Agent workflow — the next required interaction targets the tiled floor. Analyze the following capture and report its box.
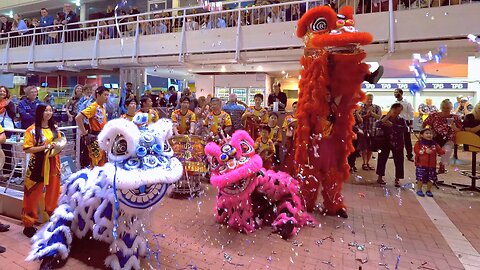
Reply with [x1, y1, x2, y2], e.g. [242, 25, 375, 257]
[0, 149, 479, 270]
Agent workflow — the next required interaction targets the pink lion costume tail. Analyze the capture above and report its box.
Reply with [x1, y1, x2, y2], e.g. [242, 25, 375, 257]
[205, 130, 314, 239]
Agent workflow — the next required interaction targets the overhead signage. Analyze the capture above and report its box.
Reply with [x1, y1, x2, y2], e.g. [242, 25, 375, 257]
[361, 83, 468, 90]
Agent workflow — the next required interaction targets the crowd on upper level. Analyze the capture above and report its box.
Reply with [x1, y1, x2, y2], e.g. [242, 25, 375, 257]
[0, 0, 469, 47]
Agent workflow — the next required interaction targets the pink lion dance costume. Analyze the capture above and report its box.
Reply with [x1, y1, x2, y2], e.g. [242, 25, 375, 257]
[205, 130, 314, 239]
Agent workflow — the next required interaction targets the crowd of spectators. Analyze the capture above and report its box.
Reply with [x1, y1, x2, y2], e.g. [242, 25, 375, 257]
[1, 0, 463, 47]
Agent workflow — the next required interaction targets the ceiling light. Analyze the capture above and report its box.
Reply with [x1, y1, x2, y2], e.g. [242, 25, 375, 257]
[281, 70, 286, 74]
[257, 66, 264, 72]
[188, 69, 192, 72]
[221, 65, 226, 72]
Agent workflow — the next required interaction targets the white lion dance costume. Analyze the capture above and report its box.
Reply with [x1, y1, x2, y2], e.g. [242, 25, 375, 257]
[27, 118, 183, 270]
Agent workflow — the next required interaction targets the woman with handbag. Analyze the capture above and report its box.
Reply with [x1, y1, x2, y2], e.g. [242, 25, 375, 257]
[422, 99, 462, 174]
[22, 104, 63, 238]
[0, 86, 17, 177]
[375, 103, 408, 187]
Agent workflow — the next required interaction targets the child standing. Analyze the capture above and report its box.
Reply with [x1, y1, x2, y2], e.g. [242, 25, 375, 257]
[267, 112, 283, 168]
[242, 93, 268, 140]
[414, 128, 445, 197]
[255, 126, 275, 170]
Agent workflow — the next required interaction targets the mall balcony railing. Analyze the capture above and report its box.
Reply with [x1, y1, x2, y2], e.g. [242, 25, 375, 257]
[0, 0, 477, 69]
[0, 126, 80, 193]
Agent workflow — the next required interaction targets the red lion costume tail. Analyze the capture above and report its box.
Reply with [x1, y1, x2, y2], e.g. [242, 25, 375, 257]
[294, 6, 371, 216]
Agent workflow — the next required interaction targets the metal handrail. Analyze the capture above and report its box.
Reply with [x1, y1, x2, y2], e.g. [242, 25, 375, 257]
[0, 0, 474, 44]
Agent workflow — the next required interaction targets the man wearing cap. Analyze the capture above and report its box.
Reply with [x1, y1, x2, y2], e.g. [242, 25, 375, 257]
[454, 96, 473, 117]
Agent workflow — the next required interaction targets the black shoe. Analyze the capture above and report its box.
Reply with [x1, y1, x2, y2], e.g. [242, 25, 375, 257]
[365, 65, 384, 84]
[23, 227, 37, 238]
[336, 208, 348, 218]
[276, 220, 295, 240]
[0, 245, 5, 253]
[40, 256, 55, 270]
[0, 223, 10, 232]
[407, 157, 414, 162]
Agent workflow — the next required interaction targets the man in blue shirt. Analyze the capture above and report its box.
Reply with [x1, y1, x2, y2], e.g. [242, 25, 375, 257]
[18, 86, 41, 129]
[223, 93, 247, 133]
[39, 8, 54, 28]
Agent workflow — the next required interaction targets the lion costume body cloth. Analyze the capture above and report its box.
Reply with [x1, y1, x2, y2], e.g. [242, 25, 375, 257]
[294, 6, 372, 214]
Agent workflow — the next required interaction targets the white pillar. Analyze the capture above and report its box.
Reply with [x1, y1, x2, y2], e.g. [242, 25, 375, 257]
[468, 56, 480, 104]
[119, 67, 146, 97]
[79, 3, 87, 22]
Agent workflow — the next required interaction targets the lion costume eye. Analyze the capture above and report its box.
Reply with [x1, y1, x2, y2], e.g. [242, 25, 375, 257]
[311, 17, 328, 32]
[112, 135, 128, 156]
[239, 141, 253, 155]
[208, 155, 220, 169]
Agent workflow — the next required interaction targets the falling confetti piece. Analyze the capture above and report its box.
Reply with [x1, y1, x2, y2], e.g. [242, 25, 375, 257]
[321, 260, 334, 267]
[358, 192, 366, 198]
[395, 234, 403, 241]
[289, 257, 294, 263]
[292, 240, 303, 247]
[356, 258, 368, 264]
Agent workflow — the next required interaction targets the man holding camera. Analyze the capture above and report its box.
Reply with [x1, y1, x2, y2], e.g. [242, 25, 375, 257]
[453, 95, 473, 117]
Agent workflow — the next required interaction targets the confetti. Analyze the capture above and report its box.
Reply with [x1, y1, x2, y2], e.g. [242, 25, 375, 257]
[356, 258, 368, 264]
[321, 260, 334, 267]
[292, 240, 303, 247]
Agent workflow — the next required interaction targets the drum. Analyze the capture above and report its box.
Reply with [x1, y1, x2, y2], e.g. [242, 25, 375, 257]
[169, 135, 207, 174]
[169, 135, 207, 197]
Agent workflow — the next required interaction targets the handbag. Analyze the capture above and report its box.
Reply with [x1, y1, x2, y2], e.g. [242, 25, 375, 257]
[371, 126, 387, 152]
[0, 111, 15, 129]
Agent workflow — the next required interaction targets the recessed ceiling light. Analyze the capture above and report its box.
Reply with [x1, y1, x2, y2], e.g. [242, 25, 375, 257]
[188, 69, 192, 72]
[281, 70, 286, 74]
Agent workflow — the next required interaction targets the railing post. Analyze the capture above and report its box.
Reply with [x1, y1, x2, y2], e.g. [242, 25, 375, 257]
[132, 16, 140, 62]
[61, 25, 66, 66]
[235, 5, 242, 61]
[91, 22, 100, 67]
[75, 126, 81, 171]
[27, 32, 36, 69]
[178, 15, 186, 63]
[1, 34, 10, 71]
[388, 0, 395, 53]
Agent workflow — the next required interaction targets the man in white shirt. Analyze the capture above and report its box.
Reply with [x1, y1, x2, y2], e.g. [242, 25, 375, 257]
[394, 88, 414, 161]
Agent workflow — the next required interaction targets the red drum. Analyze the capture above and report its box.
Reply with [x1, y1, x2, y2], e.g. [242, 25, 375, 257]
[169, 135, 207, 174]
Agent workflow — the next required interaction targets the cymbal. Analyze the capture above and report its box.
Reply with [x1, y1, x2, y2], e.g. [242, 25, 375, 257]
[47, 137, 67, 157]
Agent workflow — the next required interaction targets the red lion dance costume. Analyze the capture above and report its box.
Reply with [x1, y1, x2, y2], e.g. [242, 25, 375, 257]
[294, 6, 373, 217]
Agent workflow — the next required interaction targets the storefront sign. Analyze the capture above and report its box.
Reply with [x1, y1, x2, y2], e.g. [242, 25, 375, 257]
[362, 83, 468, 90]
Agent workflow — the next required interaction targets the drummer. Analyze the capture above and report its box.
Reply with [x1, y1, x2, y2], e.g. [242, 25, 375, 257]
[22, 104, 63, 238]
[242, 93, 268, 140]
[75, 86, 109, 168]
[120, 98, 137, 121]
[172, 96, 196, 135]
[136, 95, 159, 125]
[205, 97, 232, 138]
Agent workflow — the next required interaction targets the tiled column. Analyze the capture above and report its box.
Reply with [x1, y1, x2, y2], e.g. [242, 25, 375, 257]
[119, 67, 146, 97]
